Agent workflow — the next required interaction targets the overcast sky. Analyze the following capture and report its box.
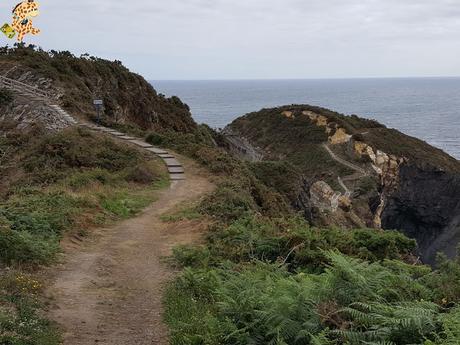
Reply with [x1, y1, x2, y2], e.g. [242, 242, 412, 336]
[1, 0, 460, 79]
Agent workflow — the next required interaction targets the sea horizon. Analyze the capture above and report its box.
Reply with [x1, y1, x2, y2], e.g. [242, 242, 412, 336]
[151, 76, 460, 82]
[152, 78, 460, 160]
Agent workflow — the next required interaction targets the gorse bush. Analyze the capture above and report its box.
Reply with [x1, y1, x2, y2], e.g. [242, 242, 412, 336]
[0, 215, 59, 265]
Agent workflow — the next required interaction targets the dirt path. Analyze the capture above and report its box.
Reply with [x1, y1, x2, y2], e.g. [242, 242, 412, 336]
[323, 143, 369, 197]
[46, 161, 213, 345]
[323, 143, 366, 174]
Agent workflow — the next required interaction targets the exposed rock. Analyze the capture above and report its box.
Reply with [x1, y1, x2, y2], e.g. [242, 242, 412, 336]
[338, 195, 352, 211]
[226, 104, 460, 264]
[329, 128, 352, 145]
[282, 110, 294, 118]
[221, 127, 264, 161]
[310, 181, 338, 211]
[382, 164, 460, 264]
[0, 93, 73, 132]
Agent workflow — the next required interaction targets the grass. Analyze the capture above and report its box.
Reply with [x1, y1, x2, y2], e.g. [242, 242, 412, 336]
[0, 270, 61, 345]
[0, 127, 169, 265]
[160, 203, 202, 223]
[100, 190, 157, 219]
[0, 126, 170, 344]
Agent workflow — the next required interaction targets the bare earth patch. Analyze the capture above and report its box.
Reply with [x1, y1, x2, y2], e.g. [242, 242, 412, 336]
[45, 159, 213, 345]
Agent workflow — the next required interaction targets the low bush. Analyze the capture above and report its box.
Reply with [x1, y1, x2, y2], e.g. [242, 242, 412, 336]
[165, 252, 458, 345]
[21, 127, 141, 185]
[65, 168, 114, 190]
[199, 181, 256, 223]
[0, 227, 59, 265]
[122, 162, 159, 184]
[198, 215, 417, 271]
[0, 127, 168, 265]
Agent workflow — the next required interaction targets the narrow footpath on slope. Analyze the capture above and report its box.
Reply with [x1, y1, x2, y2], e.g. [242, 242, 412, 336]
[45, 124, 214, 345]
[322, 143, 368, 197]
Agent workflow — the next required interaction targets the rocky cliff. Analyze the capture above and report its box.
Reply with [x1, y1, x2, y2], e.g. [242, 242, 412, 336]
[0, 46, 196, 132]
[225, 105, 460, 264]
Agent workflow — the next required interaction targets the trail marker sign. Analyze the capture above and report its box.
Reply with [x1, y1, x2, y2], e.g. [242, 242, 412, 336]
[93, 100, 104, 125]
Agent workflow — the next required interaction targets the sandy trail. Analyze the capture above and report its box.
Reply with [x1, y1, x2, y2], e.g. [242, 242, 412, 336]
[46, 162, 213, 345]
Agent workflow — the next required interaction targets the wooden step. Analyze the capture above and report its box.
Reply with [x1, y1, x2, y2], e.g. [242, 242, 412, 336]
[168, 166, 185, 174]
[163, 158, 182, 167]
[129, 140, 153, 148]
[145, 147, 168, 155]
[118, 135, 137, 140]
[170, 174, 186, 181]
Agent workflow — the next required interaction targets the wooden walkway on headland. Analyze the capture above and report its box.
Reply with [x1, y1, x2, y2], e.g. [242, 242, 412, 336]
[0, 74, 185, 181]
[79, 123, 186, 181]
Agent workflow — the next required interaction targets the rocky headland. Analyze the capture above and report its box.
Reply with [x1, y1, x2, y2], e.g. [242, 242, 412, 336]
[225, 105, 460, 264]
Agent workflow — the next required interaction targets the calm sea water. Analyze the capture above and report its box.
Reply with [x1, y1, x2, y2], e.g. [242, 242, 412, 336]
[152, 78, 460, 160]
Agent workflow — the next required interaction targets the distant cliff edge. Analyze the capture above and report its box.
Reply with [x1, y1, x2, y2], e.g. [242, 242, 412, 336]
[224, 105, 460, 264]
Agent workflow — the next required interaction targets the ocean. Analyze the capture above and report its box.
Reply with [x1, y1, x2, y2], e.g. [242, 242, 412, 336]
[152, 78, 460, 160]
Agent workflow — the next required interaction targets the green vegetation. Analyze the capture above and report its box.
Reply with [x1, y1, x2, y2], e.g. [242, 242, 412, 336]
[158, 125, 460, 345]
[362, 128, 460, 173]
[230, 104, 460, 173]
[166, 219, 460, 344]
[0, 126, 168, 265]
[0, 270, 60, 345]
[0, 126, 169, 344]
[229, 106, 354, 180]
[0, 45, 196, 132]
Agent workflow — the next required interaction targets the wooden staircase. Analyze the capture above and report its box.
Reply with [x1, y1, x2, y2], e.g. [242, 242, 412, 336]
[0, 75, 185, 181]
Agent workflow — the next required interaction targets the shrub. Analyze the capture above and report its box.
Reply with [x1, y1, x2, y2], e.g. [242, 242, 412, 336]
[1, 190, 81, 237]
[201, 215, 417, 271]
[172, 245, 211, 268]
[0, 219, 59, 265]
[199, 182, 256, 222]
[145, 132, 170, 146]
[65, 168, 113, 190]
[123, 162, 159, 184]
[22, 127, 141, 184]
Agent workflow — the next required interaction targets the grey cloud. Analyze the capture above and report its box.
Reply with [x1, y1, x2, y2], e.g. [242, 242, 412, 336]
[0, 0, 458, 79]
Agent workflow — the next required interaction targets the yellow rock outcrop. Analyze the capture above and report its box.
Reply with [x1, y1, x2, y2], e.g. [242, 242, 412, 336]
[329, 128, 352, 145]
[282, 111, 294, 118]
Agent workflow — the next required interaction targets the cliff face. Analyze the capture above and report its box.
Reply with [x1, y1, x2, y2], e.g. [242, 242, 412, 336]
[0, 46, 196, 132]
[226, 105, 460, 264]
[382, 165, 460, 264]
